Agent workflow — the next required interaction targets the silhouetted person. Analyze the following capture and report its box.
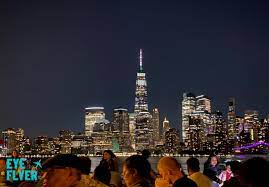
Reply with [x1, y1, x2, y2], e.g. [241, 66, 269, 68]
[99, 150, 121, 187]
[122, 155, 152, 187]
[157, 156, 197, 187]
[141, 149, 151, 159]
[100, 150, 118, 172]
[218, 161, 233, 184]
[79, 156, 92, 175]
[187, 157, 212, 187]
[239, 157, 269, 187]
[222, 160, 241, 187]
[141, 149, 157, 186]
[94, 162, 111, 186]
[11, 150, 20, 158]
[42, 154, 83, 187]
[76, 156, 109, 187]
[203, 155, 222, 184]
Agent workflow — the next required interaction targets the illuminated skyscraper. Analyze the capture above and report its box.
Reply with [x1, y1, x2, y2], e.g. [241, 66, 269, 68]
[212, 111, 226, 150]
[187, 115, 205, 151]
[165, 128, 180, 153]
[135, 111, 153, 150]
[244, 110, 259, 130]
[33, 136, 49, 154]
[112, 108, 129, 132]
[129, 113, 136, 150]
[162, 117, 170, 138]
[134, 49, 148, 114]
[58, 130, 72, 154]
[182, 93, 214, 149]
[261, 119, 269, 142]
[152, 108, 160, 143]
[1, 128, 16, 154]
[15, 128, 24, 152]
[133, 49, 153, 150]
[244, 110, 259, 141]
[15, 128, 24, 141]
[236, 116, 244, 135]
[191, 110, 212, 148]
[112, 108, 131, 152]
[84, 107, 106, 136]
[181, 93, 196, 142]
[227, 98, 236, 139]
[48, 137, 60, 155]
[196, 95, 211, 113]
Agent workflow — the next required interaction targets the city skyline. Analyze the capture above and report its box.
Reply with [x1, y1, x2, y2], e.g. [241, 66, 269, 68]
[1, 0, 269, 137]
[1, 54, 268, 139]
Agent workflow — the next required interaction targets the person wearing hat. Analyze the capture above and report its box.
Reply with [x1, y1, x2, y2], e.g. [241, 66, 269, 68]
[41, 154, 83, 187]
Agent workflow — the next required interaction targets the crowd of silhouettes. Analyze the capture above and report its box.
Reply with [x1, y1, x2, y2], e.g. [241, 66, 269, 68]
[0, 149, 268, 187]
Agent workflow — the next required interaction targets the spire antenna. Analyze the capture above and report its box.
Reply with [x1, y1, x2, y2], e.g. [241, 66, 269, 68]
[139, 48, 143, 71]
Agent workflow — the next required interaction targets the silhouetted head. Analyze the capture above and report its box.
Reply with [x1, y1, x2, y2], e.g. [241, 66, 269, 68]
[187, 157, 200, 174]
[42, 154, 82, 187]
[239, 157, 269, 187]
[225, 161, 232, 172]
[208, 155, 219, 167]
[79, 156, 91, 175]
[141, 149, 151, 159]
[229, 160, 241, 174]
[94, 164, 111, 185]
[103, 150, 116, 160]
[122, 155, 151, 187]
[11, 150, 19, 158]
[157, 157, 184, 185]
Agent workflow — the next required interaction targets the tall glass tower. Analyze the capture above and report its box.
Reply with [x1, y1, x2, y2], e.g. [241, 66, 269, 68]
[152, 108, 160, 143]
[227, 98, 236, 139]
[134, 49, 148, 114]
[133, 49, 153, 150]
[181, 93, 196, 142]
[112, 108, 131, 152]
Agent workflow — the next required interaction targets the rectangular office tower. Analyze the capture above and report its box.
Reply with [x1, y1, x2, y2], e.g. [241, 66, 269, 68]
[227, 98, 236, 139]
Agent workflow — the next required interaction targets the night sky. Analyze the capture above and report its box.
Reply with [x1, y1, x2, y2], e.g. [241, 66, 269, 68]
[1, 0, 269, 137]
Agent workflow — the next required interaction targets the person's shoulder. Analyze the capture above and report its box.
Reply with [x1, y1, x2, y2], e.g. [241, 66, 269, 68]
[173, 176, 198, 187]
[185, 177, 198, 186]
[136, 179, 152, 187]
[112, 157, 118, 163]
[75, 176, 109, 187]
[96, 180, 110, 187]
